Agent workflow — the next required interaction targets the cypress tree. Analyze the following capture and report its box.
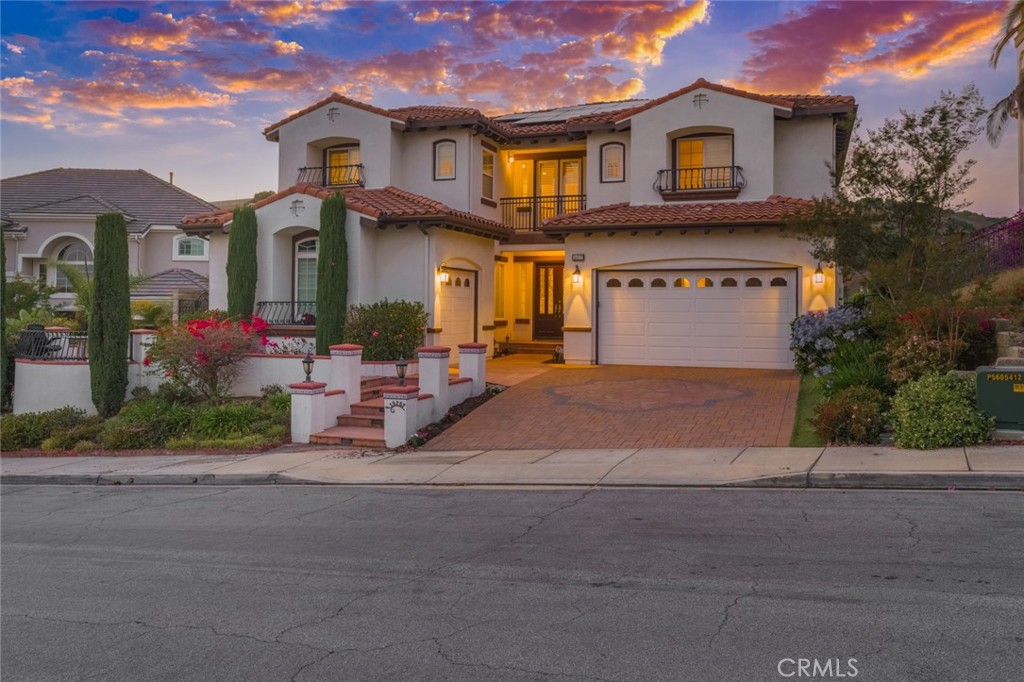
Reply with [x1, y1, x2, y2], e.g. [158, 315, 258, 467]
[1, 235, 7, 407]
[89, 212, 130, 417]
[315, 193, 349, 354]
[226, 205, 258, 318]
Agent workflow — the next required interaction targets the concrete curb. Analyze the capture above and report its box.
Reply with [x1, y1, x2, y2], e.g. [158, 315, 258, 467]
[808, 472, 1024, 491]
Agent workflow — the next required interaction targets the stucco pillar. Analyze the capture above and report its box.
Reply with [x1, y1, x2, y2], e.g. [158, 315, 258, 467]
[329, 344, 363, 412]
[382, 385, 420, 448]
[417, 345, 451, 420]
[458, 343, 487, 396]
[289, 381, 327, 444]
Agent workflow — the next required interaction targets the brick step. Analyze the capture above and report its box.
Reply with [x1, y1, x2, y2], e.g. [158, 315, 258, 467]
[309, 426, 386, 448]
[360, 377, 418, 402]
[508, 341, 562, 354]
[337, 413, 384, 428]
[350, 394, 433, 416]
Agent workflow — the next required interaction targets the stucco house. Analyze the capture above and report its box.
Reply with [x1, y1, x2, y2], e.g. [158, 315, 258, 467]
[180, 78, 856, 369]
[2, 168, 217, 312]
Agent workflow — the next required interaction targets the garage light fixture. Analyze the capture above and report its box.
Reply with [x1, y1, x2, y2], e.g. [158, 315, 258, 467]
[813, 263, 824, 285]
[438, 263, 450, 284]
[572, 264, 582, 285]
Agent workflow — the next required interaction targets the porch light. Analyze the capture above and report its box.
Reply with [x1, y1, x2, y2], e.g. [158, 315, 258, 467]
[438, 263, 450, 284]
[326, 106, 340, 122]
[813, 263, 824, 285]
[302, 350, 315, 382]
[508, 153, 515, 163]
[396, 357, 408, 386]
[290, 199, 306, 216]
[572, 264, 582, 285]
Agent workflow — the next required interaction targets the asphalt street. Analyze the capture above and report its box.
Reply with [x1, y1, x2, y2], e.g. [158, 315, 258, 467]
[1, 485, 1022, 682]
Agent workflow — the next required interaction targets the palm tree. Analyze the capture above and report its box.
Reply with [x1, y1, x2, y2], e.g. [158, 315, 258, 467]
[987, 0, 1024, 145]
[52, 261, 150, 329]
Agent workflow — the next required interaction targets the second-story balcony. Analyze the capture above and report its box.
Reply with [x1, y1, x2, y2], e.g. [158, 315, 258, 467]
[500, 195, 587, 231]
[655, 166, 746, 200]
[296, 164, 365, 188]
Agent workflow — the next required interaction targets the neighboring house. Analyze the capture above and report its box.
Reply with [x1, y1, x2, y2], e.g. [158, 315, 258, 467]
[1, 168, 217, 312]
[180, 78, 856, 369]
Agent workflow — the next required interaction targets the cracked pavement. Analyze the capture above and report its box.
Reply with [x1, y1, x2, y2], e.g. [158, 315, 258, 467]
[2, 486, 1023, 681]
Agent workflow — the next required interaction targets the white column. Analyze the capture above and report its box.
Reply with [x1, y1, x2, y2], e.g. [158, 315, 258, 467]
[417, 345, 451, 420]
[289, 381, 327, 444]
[458, 343, 488, 396]
[382, 385, 420, 448]
[329, 343, 363, 413]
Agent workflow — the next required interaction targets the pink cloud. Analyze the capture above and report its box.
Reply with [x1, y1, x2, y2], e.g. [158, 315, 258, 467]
[734, 1, 1004, 94]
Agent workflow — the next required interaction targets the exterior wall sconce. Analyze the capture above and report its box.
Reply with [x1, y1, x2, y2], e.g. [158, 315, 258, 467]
[302, 350, 315, 382]
[326, 106, 340, 122]
[395, 357, 408, 386]
[507, 153, 515, 164]
[813, 263, 825, 285]
[572, 264, 582, 285]
[290, 199, 305, 216]
[438, 263, 450, 284]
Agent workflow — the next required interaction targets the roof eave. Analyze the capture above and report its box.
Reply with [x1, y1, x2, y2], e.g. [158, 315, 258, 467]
[542, 219, 789, 238]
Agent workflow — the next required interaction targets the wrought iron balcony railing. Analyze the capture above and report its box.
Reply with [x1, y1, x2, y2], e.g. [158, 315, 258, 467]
[254, 301, 317, 326]
[499, 194, 587, 231]
[296, 164, 365, 187]
[15, 329, 89, 361]
[654, 166, 746, 194]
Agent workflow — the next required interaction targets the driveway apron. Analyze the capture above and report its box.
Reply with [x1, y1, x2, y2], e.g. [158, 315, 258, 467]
[425, 365, 800, 450]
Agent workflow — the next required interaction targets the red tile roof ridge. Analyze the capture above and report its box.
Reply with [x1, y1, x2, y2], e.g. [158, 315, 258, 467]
[264, 93, 405, 137]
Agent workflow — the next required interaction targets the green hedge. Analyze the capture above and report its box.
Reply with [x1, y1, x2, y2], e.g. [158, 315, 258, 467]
[892, 373, 992, 449]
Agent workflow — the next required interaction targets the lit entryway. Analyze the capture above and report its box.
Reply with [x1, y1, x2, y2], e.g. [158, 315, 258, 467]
[597, 269, 796, 369]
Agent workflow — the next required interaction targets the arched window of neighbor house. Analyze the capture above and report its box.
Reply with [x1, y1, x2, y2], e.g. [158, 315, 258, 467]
[55, 242, 92, 294]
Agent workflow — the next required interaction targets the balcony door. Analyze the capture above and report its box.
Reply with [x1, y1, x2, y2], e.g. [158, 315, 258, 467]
[325, 146, 360, 186]
[537, 159, 583, 222]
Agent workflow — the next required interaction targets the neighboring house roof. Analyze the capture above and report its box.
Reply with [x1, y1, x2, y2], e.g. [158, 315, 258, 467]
[0, 168, 218, 235]
[132, 268, 209, 299]
[181, 183, 511, 241]
[540, 196, 814, 235]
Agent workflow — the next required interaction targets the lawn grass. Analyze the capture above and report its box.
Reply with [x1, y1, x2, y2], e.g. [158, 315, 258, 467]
[790, 373, 826, 447]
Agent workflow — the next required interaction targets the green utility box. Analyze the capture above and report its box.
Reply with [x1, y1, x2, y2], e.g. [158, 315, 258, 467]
[976, 367, 1024, 430]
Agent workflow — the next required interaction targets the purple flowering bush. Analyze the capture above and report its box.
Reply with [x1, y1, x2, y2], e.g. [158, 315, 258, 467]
[789, 304, 870, 375]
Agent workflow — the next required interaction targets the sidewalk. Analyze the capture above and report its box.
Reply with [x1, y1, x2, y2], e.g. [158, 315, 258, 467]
[2, 445, 1022, 490]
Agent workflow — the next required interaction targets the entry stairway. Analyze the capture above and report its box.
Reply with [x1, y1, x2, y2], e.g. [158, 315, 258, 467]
[308, 374, 469, 448]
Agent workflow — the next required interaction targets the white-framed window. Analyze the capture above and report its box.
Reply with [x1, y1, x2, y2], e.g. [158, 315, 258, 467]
[600, 142, 625, 183]
[674, 134, 734, 189]
[434, 139, 456, 180]
[173, 235, 208, 261]
[295, 238, 318, 302]
[54, 242, 92, 294]
[482, 148, 495, 199]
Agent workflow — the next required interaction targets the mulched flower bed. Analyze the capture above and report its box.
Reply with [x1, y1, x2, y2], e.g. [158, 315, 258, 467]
[394, 384, 504, 451]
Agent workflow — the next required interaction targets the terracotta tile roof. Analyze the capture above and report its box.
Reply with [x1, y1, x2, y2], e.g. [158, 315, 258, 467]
[263, 93, 402, 138]
[390, 105, 483, 122]
[541, 196, 814, 233]
[0, 168, 217, 234]
[181, 184, 510, 240]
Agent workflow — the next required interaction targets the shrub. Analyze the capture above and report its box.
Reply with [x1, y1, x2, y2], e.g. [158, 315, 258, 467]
[790, 304, 870, 375]
[891, 373, 992, 449]
[227, 205, 258, 317]
[264, 391, 291, 414]
[886, 334, 958, 384]
[89, 212, 131, 417]
[316, 193, 348, 354]
[191, 403, 262, 439]
[956, 315, 997, 370]
[811, 386, 886, 445]
[0, 407, 87, 451]
[343, 299, 427, 361]
[40, 416, 105, 451]
[823, 339, 892, 398]
[145, 315, 269, 402]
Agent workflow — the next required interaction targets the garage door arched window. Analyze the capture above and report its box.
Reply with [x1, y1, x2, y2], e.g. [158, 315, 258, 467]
[745, 277, 763, 287]
[673, 277, 690, 288]
[606, 278, 622, 288]
[721, 277, 738, 287]
[55, 242, 92, 294]
[770, 277, 788, 287]
[651, 278, 666, 287]
[628, 278, 644, 288]
[295, 238, 318, 302]
[697, 277, 714, 288]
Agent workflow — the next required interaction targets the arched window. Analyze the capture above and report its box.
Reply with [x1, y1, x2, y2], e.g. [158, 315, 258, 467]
[174, 235, 207, 260]
[651, 278, 666, 287]
[697, 277, 714, 288]
[295, 238, 318, 302]
[55, 242, 92, 294]
[606, 278, 622, 288]
[721, 277, 738, 287]
[770, 277, 788, 287]
[673, 277, 690, 288]
[434, 139, 456, 180]
[455, 277, 462, 286]
[463, 278, 471, 288]
[628, 278, 644, 288]
[600, 142, 625, 183]
[745, 277, 763, 287]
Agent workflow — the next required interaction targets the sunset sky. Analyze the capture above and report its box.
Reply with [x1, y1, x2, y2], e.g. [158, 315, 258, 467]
[0, 1, 1017, 217]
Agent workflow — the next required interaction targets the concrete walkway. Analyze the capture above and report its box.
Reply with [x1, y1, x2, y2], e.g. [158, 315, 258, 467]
[3, 445, 1022, 489]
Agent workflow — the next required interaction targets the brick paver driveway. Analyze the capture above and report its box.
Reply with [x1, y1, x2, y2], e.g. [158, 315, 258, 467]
[424, 365, 800, 450]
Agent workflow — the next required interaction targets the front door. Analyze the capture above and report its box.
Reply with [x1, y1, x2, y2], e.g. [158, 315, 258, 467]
[534, 263, 563, 340]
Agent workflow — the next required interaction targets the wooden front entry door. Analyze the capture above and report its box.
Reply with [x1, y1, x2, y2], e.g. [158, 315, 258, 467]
[534, 263, 563, 340]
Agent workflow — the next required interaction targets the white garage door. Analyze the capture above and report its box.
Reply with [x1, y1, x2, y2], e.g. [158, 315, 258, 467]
[438, 271, 476, 349]
[598, 269, 796, 369]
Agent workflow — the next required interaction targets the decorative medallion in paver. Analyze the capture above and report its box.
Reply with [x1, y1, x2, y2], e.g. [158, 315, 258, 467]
[545, 378, 747, 412]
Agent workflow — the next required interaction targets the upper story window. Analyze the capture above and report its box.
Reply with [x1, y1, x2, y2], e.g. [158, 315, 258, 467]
[600, 142, 625, 183]
[482, 147, 495, 200]
[174, 235, 207, 261]
[55, 242, 91, 294]
[656, 131, 744, 199]
[325, 145, 361, 186]
[434, 139, 456, 180]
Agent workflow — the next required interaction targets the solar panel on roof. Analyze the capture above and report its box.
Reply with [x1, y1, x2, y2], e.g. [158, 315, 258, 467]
[495, 100, 650, 125]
